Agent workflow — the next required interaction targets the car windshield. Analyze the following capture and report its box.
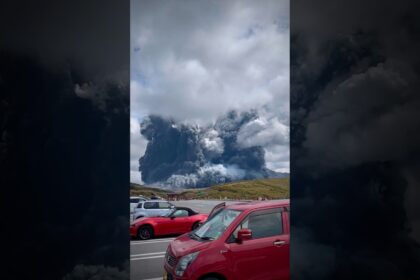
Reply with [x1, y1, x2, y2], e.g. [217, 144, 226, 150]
[130, 198, 140, 203]
[193, 209, 241, 240]
[164, 208, 176, 217]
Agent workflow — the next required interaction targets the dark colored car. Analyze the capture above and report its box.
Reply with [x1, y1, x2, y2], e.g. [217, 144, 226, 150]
[163, 200, 290, 280]
[130, 207, 208, 240]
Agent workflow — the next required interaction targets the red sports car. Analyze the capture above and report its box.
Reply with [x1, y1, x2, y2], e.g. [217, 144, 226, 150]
[130, 207, 208, 240]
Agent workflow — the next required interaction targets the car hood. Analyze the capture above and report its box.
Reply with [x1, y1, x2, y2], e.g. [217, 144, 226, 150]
[169, 233, 212, 258]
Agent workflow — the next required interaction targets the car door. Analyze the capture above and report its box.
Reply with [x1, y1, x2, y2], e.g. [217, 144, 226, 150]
[132, 202, 143, 221]
[157, 201, 173, 216]
[226, 207, 289, 280]
[130, 197, 140, 213]
[143, 201, 160, 216]
[207, 202, 226, 220]
[170, 209, 191, 233]
[154, 217, 175, 236]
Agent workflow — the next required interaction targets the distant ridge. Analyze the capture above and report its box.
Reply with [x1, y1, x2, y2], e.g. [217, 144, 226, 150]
[130, 177, 289, 200]
[262, 167, 289, 178]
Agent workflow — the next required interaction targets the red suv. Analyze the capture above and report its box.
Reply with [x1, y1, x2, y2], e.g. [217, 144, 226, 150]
[163, 200, 290, 280]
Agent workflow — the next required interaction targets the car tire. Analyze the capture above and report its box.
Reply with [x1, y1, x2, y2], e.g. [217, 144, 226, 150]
[135, 216, 143, 220]
[192, 222, 200, 230]
[201, 277, 221, 280]
[137, 225, 154, 240]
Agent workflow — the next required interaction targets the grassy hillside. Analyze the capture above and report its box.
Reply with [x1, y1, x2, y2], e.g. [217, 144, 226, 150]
[180, 178, 289, 200]
[130, 183, 172, 198]
[130, 178, 289, 200]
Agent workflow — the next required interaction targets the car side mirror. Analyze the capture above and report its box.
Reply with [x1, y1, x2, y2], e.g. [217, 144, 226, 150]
[170, 216, 175, 220]
[236, 228, 252, 243]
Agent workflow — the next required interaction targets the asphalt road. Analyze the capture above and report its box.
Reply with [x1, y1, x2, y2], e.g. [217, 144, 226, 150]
[130, 237, 174, 280]
[130, 200, 246, 280]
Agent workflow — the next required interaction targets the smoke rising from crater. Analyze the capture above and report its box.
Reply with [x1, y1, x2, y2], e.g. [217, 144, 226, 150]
[130, 0, 290, 187]
[138, 111, 287, 188]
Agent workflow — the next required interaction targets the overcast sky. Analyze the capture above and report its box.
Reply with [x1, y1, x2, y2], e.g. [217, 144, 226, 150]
[130, 0, 289, 183]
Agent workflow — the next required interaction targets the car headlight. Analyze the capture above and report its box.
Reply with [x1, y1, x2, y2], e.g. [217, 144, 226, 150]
[175, 251, 199, 277]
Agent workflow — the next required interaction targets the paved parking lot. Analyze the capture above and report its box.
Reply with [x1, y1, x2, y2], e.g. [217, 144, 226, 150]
[130, 200, 245, 280]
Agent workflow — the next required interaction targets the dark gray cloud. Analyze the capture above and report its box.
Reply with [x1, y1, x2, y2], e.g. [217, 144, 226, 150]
[130, 0, 290, 183]
[303, 61, 420, 172]
[138, 111, 287, 188]
[0, 1, 129, 279]
[291, 0, 420, 278]
[0, 53, 130, 279]
[0, 0, 129, 80]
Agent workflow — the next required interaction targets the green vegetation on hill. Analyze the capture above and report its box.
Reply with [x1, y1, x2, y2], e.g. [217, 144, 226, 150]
[130, 183, 171, 198]
[180, 178, 289, 200]
[130, 178, 289, 200]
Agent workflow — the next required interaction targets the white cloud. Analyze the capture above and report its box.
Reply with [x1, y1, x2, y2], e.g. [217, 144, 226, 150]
[131, 0, 290, 174]
[198, 164, 246, 180]
[131, 0, 289, 122]
[164, 163, 247, 188]
[200, 129, 224, 155]
[130, 117, 147, 183]
[236, 109, 289, 172]
[265, 145, 290, 173]
[237, 116, 289, 148]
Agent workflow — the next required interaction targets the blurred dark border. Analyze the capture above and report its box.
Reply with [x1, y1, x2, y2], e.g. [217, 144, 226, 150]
[0, 1, 130, 279]
[3, 0, 420, 279]
[291, 0, 420, 279]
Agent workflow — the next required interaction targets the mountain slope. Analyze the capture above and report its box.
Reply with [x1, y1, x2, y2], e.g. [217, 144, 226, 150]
[180, 178, 289, 200]
[130, 178, 289, 200]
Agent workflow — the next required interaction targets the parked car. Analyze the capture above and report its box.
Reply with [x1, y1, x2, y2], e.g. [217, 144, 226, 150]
[132, 200, 174, 220]
[163, 200, 290, 280]
[150, 194, 163, 200]
[130, 206, 208, 240]
[130, 196, 147, 214]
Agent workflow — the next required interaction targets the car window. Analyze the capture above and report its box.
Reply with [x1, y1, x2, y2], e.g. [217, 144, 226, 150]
[173, 209, 189, 217]
[136, 203, 143, 208]
[158, 202, 171, 209]
[130, 198, 140, 203]
[231, 208, 282, 240]
[144, 202, 158, 209]
[195, 209, 242, 240]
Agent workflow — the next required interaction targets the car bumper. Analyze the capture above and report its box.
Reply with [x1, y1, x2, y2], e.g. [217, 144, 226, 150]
[129, 226, 137, 238]
[164, 263, 188, 280]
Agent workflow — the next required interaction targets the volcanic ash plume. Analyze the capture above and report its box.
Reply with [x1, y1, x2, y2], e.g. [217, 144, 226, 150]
[138, 111, 287, 188]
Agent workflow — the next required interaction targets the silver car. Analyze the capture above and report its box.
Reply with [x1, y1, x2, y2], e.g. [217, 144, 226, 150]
[132, 200, 174, 221]
[130, 196, 147, 214]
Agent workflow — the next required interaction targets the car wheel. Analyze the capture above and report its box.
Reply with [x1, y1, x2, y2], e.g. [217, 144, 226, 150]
[135, 216, 143, 220]
[137, 225, 154, 240]
[201, 277, 221, 280]
[192, 222, 200, 230]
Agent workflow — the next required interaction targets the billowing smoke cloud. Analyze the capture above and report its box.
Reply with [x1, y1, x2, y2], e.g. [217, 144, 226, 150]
[138, 110, 287, 188]
[291, 0, 420, 278]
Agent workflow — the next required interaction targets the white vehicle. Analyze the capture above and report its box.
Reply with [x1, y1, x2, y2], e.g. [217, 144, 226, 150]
[130, 196, 147, 214]
[132, 200, 174, 221]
